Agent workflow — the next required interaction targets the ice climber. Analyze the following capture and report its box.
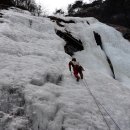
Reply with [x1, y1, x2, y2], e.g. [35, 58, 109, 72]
[69, 58, 84, 81]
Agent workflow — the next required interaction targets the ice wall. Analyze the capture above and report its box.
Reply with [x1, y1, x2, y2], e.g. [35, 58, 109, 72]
[0, 8, 130, 130]
[0, 9, 68, 130]
[61, 17, 130, 88]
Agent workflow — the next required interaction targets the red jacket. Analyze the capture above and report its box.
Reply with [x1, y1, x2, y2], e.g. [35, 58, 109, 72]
[69, 61, 83, 72]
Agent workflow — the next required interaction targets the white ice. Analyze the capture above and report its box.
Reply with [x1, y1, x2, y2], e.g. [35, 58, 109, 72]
[0, 8, 130, 130]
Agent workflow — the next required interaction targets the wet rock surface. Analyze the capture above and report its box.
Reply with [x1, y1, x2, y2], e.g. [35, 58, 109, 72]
[108, 24, 130, 41]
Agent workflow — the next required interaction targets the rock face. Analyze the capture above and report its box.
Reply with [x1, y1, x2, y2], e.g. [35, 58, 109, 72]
[56, 30, 84, 56]
[108, 24, 130, 41]
[49, 16, 84, 56]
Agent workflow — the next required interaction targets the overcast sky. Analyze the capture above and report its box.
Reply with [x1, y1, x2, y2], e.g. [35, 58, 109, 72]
[35, 0, 91, 15]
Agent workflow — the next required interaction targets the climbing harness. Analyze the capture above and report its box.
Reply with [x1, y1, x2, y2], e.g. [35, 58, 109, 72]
[82, 78, 121, 130]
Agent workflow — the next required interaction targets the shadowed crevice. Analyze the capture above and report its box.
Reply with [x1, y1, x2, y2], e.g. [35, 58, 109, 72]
[106, 57, 115, 79]
[0, 13, 3, 18]
[93, 31, 115, 79]
[94, 31, 103, 49]
[56, 29, 84, 56]
[87, 21, 90, 25]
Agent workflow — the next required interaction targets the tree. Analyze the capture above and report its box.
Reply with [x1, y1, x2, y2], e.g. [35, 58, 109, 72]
[37, 5, 42, 16]
[12, 0, 38, 13]
[73, 0, 83, 8]
[54, 9, 64, 15]
[0, 0, 14, 6]
[0, 0, 45, 16]
[68, 4, 74, 15]
[67, 0, 84, 15]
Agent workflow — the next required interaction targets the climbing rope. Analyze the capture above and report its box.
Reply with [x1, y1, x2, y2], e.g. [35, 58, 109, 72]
[58, 26, 121, 130]
[82, 78, 121, 130]
[82, 79, 110, 130]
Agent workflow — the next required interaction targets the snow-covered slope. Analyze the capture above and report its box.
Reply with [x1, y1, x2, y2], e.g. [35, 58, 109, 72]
[0, 9, 130, 130]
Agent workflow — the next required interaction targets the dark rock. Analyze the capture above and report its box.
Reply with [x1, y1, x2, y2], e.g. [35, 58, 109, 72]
[56, 29, 84, 56]
[48, 16, 75, 24]
[108, 24, 130, 41]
